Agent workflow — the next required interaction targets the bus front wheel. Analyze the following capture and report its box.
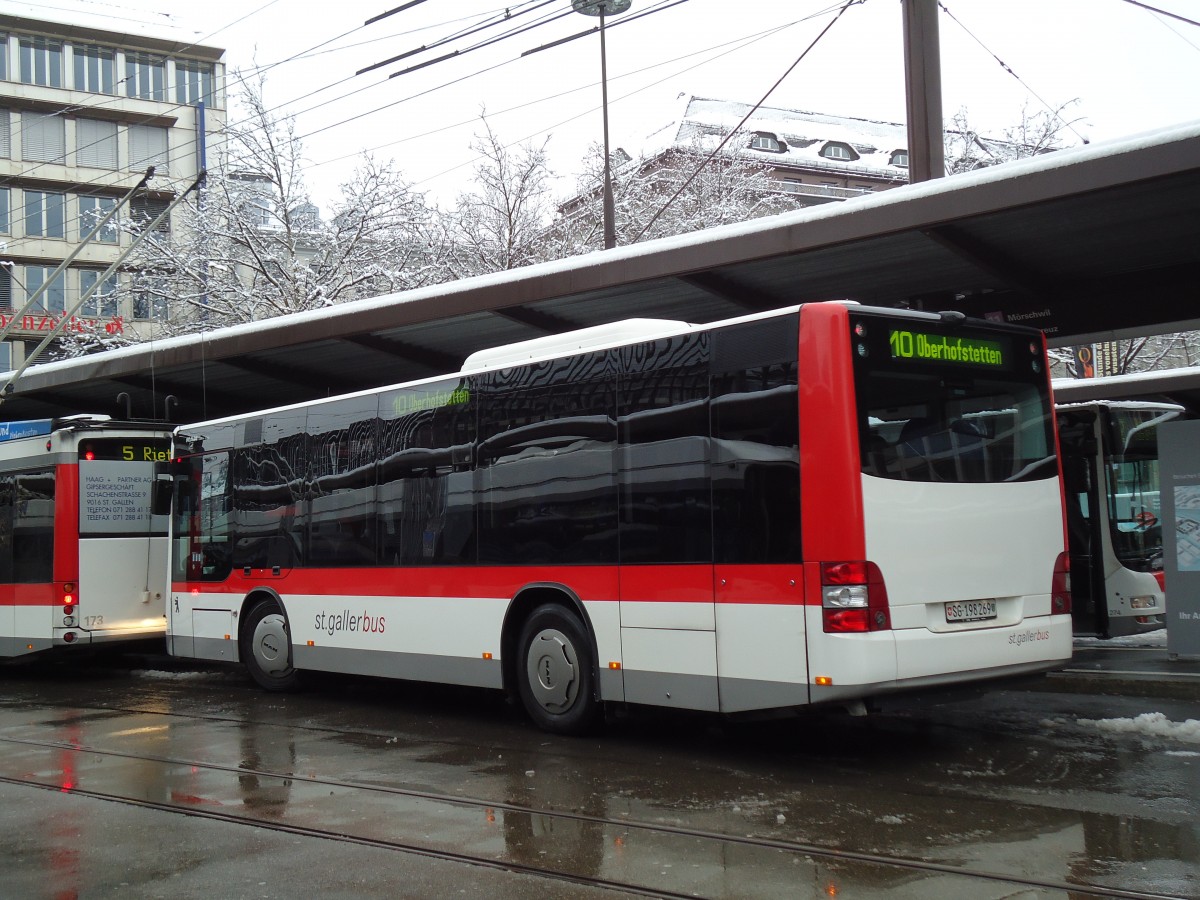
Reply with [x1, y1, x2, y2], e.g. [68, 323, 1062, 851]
[517, 604, 600, 735]
[242, 598, 300, 692]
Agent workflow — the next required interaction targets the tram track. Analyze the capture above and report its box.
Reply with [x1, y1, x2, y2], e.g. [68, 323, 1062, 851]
[0, 732, 1184, 900]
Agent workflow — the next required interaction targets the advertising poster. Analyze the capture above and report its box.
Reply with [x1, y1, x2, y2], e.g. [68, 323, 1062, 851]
[1160, 420, 1200, 658]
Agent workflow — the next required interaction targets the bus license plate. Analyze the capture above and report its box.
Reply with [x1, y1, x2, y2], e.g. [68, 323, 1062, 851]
[944, 599, 997, 623]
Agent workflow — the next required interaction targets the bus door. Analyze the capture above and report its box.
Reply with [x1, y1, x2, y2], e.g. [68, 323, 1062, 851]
[1056, 409, 1107, 635]
[710, 318, 806, 713]
[76, 436, 170, 638]
[617, 332, 718, 712]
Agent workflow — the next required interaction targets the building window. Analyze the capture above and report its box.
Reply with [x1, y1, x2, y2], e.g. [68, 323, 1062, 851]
[79, 270, 118, 317]
[21, 112, 66, 164]
[821, 142, 856, 161]
[0, 109, 9, 158]
[0, 341, 10, 371]
[780, 179, 803, 193]
[129, 124, 169, 173]
[131, 196, 171, 235]
[0, 266, 10, 312]
[890, 150, 909, 167]
[24, 190, 66, 238]
[0, 34, 7, 81]
[176, 60, 215, 106]
[133, 277, 168, 320]
[19, 36, 64, 87]
[124, 52, 167, 100]
[73, 44, 116, 94]
[77, 118, 119, 169]
[25, 266, 66, 314]
[750, 132, 784, 153]
[0, 188, 9, 233]
[78, 195, 118, 243]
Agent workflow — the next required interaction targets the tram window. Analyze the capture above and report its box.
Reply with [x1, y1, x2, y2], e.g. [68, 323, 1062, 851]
[377, 379, 475, 567]
[232, 410, 309, 570]
[0, 475, 13, 583]
[13, 469, 55, 583]
[476, 366, 617, 566]
[618, 332, 712, 564]
[307, 396, 379, 568]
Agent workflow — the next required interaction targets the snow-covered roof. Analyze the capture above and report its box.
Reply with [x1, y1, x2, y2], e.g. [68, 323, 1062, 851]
[635, 94, 911, 179]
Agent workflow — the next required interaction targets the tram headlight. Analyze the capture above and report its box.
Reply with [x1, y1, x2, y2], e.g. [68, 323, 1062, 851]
[1130, 595, 1156, 610]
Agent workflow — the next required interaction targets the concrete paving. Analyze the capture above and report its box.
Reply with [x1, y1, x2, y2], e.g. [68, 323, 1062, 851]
[1043, 643, 1200, 702]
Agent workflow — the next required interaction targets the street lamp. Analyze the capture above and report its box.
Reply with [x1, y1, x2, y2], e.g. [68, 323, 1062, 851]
[572, 0, 631, 250]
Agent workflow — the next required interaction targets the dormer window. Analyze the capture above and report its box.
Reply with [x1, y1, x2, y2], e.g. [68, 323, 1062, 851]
[890, 150, 909, 167]
[820, 142, 857, 161]
[750, 132, 785, 153]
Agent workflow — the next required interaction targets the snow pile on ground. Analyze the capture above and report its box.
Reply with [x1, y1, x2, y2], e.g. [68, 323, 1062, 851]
[1079, 711, 1200, 744]
[1074, 629, 1167, 649]
[132, 668, 240, 682]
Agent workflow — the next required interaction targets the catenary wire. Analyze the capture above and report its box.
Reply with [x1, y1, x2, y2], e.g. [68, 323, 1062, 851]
[937, 1, 1090, 145]
[309, 14, 808, 169]
[634, 0, 862, 243]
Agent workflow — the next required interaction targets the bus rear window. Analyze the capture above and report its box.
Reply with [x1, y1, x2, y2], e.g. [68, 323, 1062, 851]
[851, 315, 1056, 483]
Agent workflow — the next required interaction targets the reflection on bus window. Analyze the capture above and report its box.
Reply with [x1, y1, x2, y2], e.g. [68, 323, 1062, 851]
[858, 378, 1055, 484]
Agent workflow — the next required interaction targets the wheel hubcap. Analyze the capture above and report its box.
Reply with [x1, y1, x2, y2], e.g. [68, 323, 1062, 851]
[253, 613, 291, 677]
[526, 628, 578, 713]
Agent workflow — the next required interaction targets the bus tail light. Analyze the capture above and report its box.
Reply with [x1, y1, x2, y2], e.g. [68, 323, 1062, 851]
[821, 561, 890, 633]
[1051, 552, 1071, 615]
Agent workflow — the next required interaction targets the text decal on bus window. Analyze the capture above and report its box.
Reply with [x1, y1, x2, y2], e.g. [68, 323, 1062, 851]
[888, 329, 1005, 367]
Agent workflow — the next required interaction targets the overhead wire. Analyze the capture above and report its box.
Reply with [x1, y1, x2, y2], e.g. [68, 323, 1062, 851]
[357, 0, 556, 76]
[308, 14, 808, 170]
[633, 0, 862, 243]
[937, 1, 1090, 145]
[296, 0, 686, 143]
[342, 7, 834, 190]
[1118, 0, 1200, 29]
[1, 0, 424, 241]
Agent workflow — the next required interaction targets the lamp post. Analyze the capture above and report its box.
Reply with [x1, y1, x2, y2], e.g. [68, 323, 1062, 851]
[572, 0, 631, 250]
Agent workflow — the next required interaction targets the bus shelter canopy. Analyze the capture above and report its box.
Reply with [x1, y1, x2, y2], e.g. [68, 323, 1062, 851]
[4, 121, 1199, 425]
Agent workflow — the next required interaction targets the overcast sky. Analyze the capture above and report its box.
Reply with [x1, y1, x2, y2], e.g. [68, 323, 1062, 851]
[11, 0, 1200, 209]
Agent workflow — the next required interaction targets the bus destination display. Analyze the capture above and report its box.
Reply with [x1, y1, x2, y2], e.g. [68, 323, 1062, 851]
[889, 329, 1006, 368]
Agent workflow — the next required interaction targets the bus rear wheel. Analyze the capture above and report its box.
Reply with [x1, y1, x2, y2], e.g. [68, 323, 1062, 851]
[242, 598, 300, 692]
[517, 604, 600, 735]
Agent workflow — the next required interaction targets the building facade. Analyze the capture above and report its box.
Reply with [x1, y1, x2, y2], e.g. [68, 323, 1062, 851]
[634, 95, 913, 202]
[0, 9, 225, 372]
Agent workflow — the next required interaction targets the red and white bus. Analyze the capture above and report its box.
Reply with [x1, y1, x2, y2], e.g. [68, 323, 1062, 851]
[1055, 400, 1182, 638]
[0, 416, 172, 658]
[165, 303, 1072, 732]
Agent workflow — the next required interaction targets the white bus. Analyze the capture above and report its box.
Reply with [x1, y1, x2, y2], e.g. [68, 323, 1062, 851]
[0, 416, 172, 658]
[1055, 400, 1183, 637]
[165, 303, 1073, 733]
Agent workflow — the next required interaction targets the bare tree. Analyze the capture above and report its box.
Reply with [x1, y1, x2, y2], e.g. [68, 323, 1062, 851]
[945, 101, 1081, 174]
[71, 75, 448, 346]
[547, 133, 795, 255]
[447, 116, 555, 278]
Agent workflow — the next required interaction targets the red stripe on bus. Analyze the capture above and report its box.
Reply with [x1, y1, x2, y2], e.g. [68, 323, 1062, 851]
[620, 565, 710, 603]
[798, 303, 865, 562]
[54, 463, 81, 584]
[171, 564, 811, 605]
[0, 584, 57, 606]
